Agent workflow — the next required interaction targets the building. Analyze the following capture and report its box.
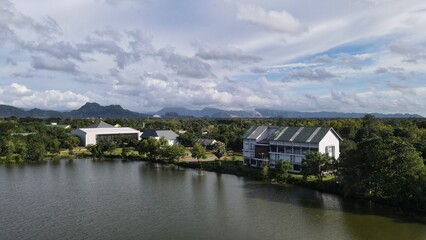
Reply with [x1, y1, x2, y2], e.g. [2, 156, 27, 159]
[242, 126, 342, 172]
[195, 138, 217, 148]
[70, 121, 141, 146]
[141, 129, 179, 145]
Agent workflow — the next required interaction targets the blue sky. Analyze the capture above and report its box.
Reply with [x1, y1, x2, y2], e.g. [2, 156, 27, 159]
[0, 0, 425, 116]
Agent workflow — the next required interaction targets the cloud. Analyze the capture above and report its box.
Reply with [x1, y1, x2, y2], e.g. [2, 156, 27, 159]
[25, 41, 83, 62]
[77, 37, 134, 69]
[237, 5, 306, 34]
[32, 56, 79, 74]
[250, 67, 268, 74]
[285, 68, 337, 81]
[195, 46, 262, 64]
[101, 0, 146, 6]
[389, 42, 426, 63]
[0, 0, 60, 38]
[375, 66, 407, 80]
[0, 83, 89, 110]
[307, 55, 333, 64]
[3, 83, 32, 96]
[158, 48, 213, 79]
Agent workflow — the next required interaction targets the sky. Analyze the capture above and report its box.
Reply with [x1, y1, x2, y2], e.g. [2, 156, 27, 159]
[0, 0, 426, 116]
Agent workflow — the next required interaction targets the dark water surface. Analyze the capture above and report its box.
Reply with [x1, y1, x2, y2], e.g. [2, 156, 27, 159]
[0, 159, 425, 240]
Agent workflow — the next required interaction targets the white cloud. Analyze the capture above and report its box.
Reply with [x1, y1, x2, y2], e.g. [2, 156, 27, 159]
[0, 0, 425, 116]
[0, 83, 89, 110]
[237, 5, 306, 34]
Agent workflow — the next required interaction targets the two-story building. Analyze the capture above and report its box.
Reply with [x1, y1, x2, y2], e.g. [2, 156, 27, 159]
[242, 126, 342, 172]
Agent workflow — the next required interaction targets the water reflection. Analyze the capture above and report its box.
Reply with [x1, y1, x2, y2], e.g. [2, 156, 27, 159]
[0, 160, 425, 240]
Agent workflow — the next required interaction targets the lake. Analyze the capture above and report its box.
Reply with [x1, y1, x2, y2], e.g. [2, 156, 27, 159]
[0, 159, 425, 240]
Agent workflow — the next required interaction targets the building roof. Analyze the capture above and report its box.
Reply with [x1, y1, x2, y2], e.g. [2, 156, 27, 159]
[242, 126, 279, 140]
[196, 138, 216, 146]
[268, 126, 342, 143]
[74, 127, 140, 134]
[86, 121, 114, 128]
[141, 129, 178, 140]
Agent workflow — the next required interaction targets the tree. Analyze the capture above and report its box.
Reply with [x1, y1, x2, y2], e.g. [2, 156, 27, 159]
[137, 138, 162, 160]
[339, 135, 426, 207]
[2, 140, 16, 163]
[261, 164, 270, 181]
[161, 145, 186, 163]
[86, 140, 116, 159]
[64, 135, 80, 156]
[301, 151, 332, 181]
[274, 160, 292, 182]
[212, 141, 226, 160]
[46, 138, 61, 155]
[191, 143, 207, 160]
[26, 140, 46, 162]
[121, 146, 133, 160]
[177, 132, 196, 147]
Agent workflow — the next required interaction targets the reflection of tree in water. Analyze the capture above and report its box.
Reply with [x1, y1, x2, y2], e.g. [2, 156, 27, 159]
[242, 180, 426, 223]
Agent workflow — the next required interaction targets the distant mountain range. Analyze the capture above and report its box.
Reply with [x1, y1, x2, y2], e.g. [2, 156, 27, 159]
[155, 107, 423, 119]
[0, 102, 422, 119]
[0, 102, 146, 118]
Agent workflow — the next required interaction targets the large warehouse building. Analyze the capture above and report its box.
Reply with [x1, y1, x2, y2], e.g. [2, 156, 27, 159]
[70, 121, 141, 146]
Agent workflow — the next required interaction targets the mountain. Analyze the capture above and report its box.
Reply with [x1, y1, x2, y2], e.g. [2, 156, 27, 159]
[156, 107, 261, 118]
[156, 107, 423, 118]
[255, 109, 423, 119]
[0, 105, 27, 117]
[65, 102, 145, 118]
[0, 103, 422, 119]
[0, 102, 147, 118]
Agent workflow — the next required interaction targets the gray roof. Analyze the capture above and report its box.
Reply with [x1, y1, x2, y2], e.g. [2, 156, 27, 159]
[196, 138, 216, 146]
[268, 126, 342, 143]
[142, 129, 178, 140]
[242, 126, 278, 139]
[86, 121, 114, 128]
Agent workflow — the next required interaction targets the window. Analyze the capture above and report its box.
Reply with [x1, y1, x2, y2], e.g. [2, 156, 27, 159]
[278, 145, 285, 153]
[293, 164, 301, 171]
[285, 146, 292, 153]
[326, 146, 335, 158]
[293, 146, 301, 154]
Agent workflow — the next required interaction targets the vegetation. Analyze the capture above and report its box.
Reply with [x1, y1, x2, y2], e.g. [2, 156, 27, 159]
[0, 115, 425, 211]
[301, 151, 333, 181]
[190, 143, 207, 160]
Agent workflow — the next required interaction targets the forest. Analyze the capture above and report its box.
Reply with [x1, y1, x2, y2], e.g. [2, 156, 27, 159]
[0, 115, 425, 211]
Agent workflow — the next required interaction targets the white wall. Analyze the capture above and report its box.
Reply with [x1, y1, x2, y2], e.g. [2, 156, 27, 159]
[319, 130, 340, 159]
[70, 129, 87, 146]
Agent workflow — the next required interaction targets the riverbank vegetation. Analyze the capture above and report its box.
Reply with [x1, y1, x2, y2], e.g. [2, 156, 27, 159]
[0, 116, 425, 212]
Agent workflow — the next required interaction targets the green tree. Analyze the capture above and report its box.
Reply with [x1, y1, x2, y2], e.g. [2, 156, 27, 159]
[212, 141, 226, 160]
[261, 164, 270, 181]
[121, 146, 133, 160]
[137, 138, 162, 160]
[191, 143, 207, 160]
[274, 160, 292, 182]
[161, 145, 186, 163]
[86, 140, 116, 159]
[3, 140, 16, 163]
[301, 151, 332, 181]
[26, 140, 46, 162]
[339, 135, 426, 206]
[46, 138, 61, 155]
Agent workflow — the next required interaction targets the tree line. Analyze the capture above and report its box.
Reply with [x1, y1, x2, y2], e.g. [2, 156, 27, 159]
[0, 115, 425, 211]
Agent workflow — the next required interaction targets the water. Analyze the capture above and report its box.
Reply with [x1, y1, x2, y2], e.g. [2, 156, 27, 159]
[0, 159, 425, 240]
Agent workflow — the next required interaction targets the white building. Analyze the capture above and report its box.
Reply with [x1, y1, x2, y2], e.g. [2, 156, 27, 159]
[70, 121, 141, 146]
[141, 129, 179, 146]
[243, 126, 342, 172]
